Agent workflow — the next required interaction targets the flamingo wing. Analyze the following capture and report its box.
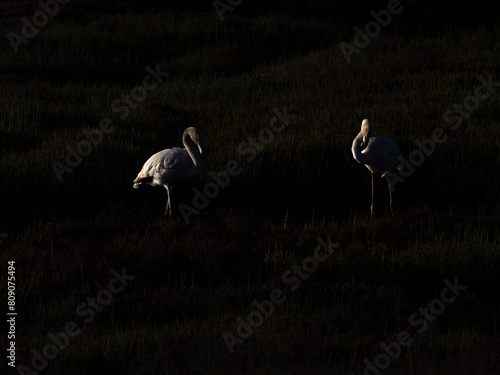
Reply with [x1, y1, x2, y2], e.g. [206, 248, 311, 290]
[363, 137, 401, 173]
[133, 148, 193, 188]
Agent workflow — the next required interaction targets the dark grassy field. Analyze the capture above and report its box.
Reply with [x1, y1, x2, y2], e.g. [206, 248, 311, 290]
[1, 0, 500, 374]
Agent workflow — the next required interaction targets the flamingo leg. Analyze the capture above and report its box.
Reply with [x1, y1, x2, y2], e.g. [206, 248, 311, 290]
[164, 186, 172, 219]
[371, 172, 375, 219]
[388, 181, 394, 216]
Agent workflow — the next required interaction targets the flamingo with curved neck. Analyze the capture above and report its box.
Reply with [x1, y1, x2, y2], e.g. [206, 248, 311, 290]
[133, 127, 204, 219]
[352, 119, 401, 217]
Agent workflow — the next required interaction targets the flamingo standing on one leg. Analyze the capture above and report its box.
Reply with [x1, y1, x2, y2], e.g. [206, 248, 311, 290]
[351, 119, 401, 218]
[133, 127, 204, 219]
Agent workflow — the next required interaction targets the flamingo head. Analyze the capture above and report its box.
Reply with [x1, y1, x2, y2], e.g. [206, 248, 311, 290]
[185, 127, 204, 156]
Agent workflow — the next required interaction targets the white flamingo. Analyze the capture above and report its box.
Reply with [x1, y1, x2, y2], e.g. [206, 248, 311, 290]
[133, 127, 204, 218]
[351, 119, 401, 217]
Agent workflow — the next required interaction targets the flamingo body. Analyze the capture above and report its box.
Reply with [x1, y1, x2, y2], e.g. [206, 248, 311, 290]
[134, 147, 201, 189]
[356, 136, 400, 175]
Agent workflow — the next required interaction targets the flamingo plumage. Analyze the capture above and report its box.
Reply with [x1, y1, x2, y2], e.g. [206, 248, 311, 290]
[133, 127, 204, 219]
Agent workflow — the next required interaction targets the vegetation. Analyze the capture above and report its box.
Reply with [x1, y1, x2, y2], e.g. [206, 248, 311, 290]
[0, 0, 499, 374]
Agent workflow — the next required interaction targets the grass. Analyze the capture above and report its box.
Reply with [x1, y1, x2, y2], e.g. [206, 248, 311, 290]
[1, 1, 500, 374]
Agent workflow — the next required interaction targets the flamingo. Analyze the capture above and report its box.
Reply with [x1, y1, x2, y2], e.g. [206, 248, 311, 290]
[133, 127, 204, 219]
[351, 119, 401, 218]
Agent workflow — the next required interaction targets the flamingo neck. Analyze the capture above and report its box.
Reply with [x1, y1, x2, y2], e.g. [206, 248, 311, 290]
[352, 132, 367, 164]
[183, 132, 203, 171]
[352, 132, 377, 167]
